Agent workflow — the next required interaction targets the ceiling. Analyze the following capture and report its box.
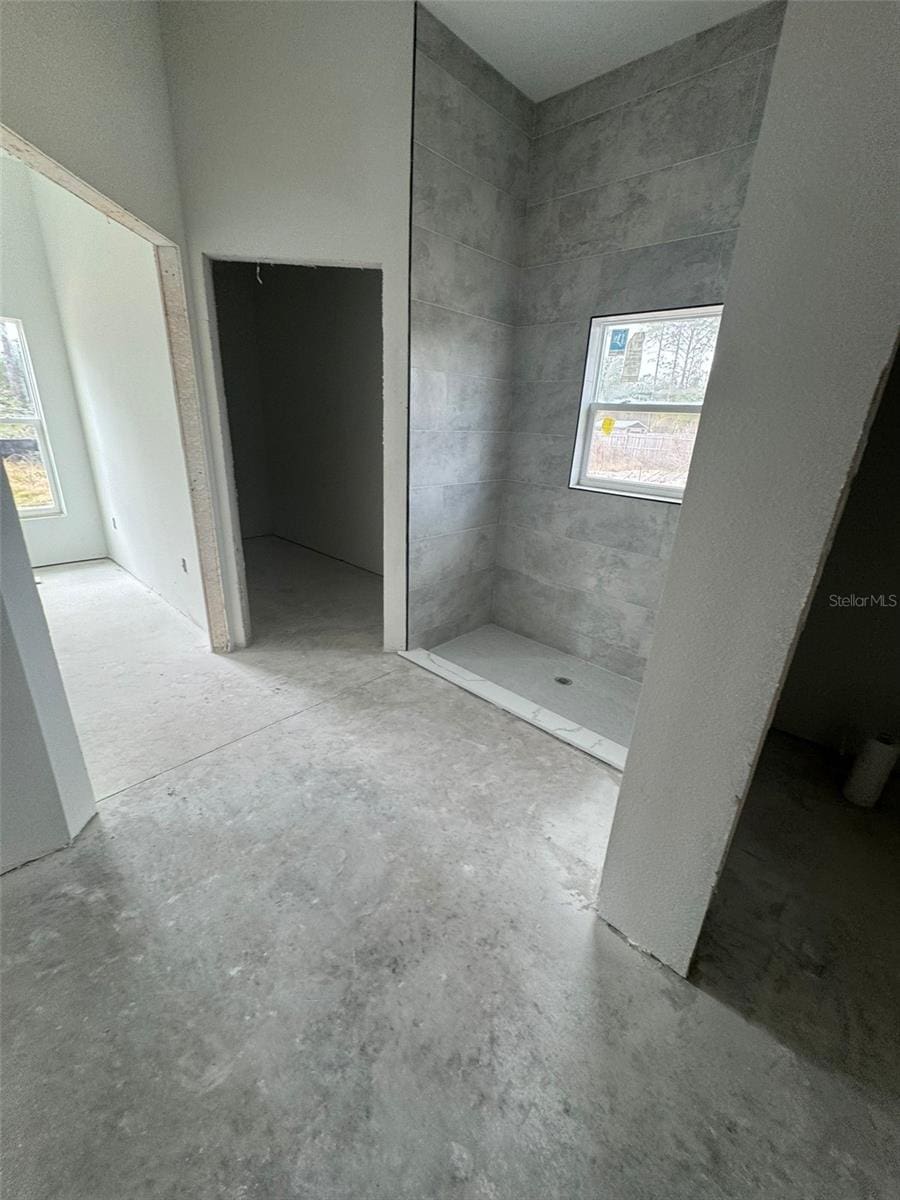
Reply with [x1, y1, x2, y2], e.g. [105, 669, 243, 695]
[424, 1, 763, 102]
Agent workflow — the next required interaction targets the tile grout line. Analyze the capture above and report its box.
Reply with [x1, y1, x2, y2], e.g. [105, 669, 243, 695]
[526, 138, 758, 212]
[94, 666, 406, 807]
[532, 41, 780, 141]
[415, 45, 534, 139]
[411, 296, 518, 331]
[521, 225, 738, 274]
[413, 141, 527, 206]
[413, 221, 521, 270]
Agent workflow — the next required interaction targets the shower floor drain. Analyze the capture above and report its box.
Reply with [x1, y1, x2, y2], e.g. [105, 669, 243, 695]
[554, 675, 573, 686]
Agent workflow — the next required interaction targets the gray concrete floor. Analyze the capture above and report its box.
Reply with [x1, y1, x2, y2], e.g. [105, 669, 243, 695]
[3, 538, 897, 1198]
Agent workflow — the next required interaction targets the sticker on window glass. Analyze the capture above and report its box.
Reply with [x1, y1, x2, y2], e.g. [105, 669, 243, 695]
[609, 328, 628, 353]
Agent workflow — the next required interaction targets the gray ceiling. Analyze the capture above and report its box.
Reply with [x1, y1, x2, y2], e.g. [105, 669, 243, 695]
[424, 1, 763, 101]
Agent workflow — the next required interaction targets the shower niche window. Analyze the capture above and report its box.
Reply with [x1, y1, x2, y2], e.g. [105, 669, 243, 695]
[570, 305, 723, 503]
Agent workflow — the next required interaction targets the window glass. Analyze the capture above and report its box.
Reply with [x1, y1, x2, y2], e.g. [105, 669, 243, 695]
[571, 306, 723, 502]
[0, 317, 62, 514]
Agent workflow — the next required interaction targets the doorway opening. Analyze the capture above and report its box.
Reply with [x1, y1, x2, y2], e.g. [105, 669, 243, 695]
[208, 260, 385, 661]
[0, 132, 226, 802]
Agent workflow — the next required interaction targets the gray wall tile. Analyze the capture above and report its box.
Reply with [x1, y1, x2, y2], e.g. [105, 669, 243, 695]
[524, 170, 669, 266]
[412, 144, 524, 264]
[410, 3, 781, 671]
[409, 429, 508, 488]
[749, 44, 778, 141]
[512, 380, 581, 436]
[409, 525, 498, 592]
[518, 231, 730, 325]
[491, 566, 655, 659]
[410, 368, 511, 432]
[411, 226, 518, 325]
[515, 321, 587, 383]
[507, 432, 573, 485]
[497, 522, 667, 609]
[416, 6, 534, 134]
[413, 51, 530, 199]
[408, 567, 493, 649]
[500, 483, 671, 558]
[534, 1, 785, 136]
[529, 106, 623, 203]
[409, 481, 504, 540]
[661, 143, 755, 242]
[614, 52, 762, 182]
[411, 302, 514, 379]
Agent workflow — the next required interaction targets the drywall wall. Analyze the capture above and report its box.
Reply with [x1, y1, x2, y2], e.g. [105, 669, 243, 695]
[0, 1, 185, 245]
[596, 0, 900, 976]
[774, 352, 900, 752]
[212, 261, 384, 575]
[1, 469, 95, 872]
[160, 0, 413, 646]
[209, 261, 271, 540]
[258, 265, 383, 574]
[408, 6, 531, 647]
[497, 1, 784, 681]
[0, 153, 106, 566]
[32, 173, 207, 627]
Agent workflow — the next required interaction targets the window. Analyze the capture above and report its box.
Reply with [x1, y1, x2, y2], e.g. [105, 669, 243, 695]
[570, 304, 723, 502]
[0, 317, 63, 516]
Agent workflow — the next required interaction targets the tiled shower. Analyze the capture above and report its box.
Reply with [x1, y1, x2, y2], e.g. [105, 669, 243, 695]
[407, 2, 785, 764]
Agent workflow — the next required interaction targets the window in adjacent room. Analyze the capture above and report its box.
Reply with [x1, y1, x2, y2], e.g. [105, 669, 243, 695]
[0, 316, 63, 515]
[570, 305, 723, 502]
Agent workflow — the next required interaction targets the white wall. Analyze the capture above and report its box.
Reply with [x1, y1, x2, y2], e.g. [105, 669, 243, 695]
[0, 1, 185, 245]
[0, 153, 106, 566]
[597, 0, 900, 976]
[32, 173, 207, 627]
[1, 470, 95, 872]
[160, 0, 413, 644]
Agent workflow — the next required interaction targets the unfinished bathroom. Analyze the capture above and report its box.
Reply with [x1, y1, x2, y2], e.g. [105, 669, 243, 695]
[404, 2, 782, 766]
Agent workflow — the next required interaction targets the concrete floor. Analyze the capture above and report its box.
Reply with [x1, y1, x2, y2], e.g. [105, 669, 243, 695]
[35, 539, 397, 798]
[3, 538, 897, 1198]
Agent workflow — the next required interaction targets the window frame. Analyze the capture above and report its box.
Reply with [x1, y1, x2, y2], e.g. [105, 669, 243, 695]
[569, 303, 723, 504]
[0, 316, 65, 518]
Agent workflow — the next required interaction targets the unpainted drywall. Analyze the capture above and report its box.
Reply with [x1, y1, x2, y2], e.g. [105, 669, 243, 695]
[0, 0, 185, 245]
[160, 0, 413, 644]
[214, 263, 384, 575]
[0, 153, 106, 566]
[209, 262, 271, 540]
[596, 0, 900, 976]
[1, 470, 94, 872]
[32, 172, 206, 627]
[774, 352, 900, 751]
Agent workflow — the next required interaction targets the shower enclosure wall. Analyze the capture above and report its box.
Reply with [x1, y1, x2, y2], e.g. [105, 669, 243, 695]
[406, 2, 785, 764]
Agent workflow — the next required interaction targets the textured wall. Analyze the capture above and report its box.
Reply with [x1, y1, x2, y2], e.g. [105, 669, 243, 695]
[408, 6, 531, 648]
[497, 0, 785, 680]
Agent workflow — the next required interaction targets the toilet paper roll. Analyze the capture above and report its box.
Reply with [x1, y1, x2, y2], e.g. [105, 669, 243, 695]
[843, 735, 900, 809]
